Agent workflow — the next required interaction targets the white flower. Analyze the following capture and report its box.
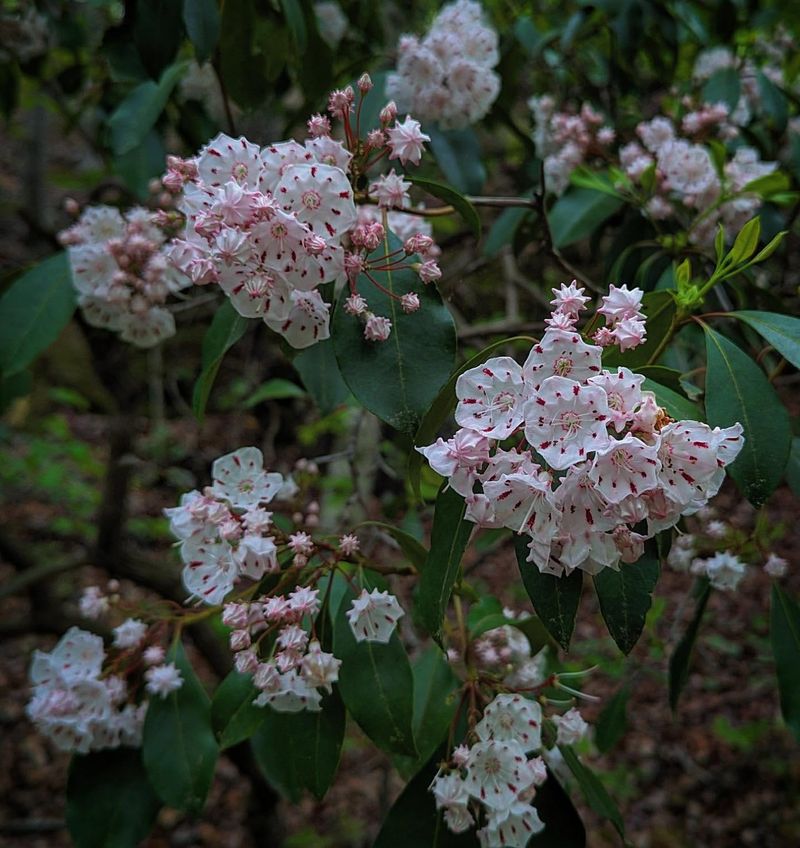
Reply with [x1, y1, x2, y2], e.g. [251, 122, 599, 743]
[552, 707, 589, 745]
[464, 740, 533, 810]
[386, 116, 431, 166]
[79, 586, 109, 620]
[300, 641, 341, 692]
[475, 694, 543, 751]
[112, 618, 148, 650]
[338, 534, 360, 556]
[764, 553, 788, 578]
[692, 550, 746, 591]
[455, 356, 528, 439]
[346, 589, 405, 643]
[364, 314, 392, 342]
[589, 434, 660, 504]
[481, 801, 545, 847]
[143, 646, 165, 666]
[144, 663, 184, 698]
[210, 447, 284, 508]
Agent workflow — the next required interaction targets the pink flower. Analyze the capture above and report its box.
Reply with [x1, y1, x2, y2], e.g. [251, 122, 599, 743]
[338, 534, 360, 556]
[386, 116, 431, 166]
[364, 314, 392, 341]
[344, 293, 368, 315]
[418, 259, 441, 284]
[306, 113, 331, 137]
[400, 292, 420, 313]
[370, 170, 411, 209]
[550, 280, 590, 318]
[598, 284, 644, 324]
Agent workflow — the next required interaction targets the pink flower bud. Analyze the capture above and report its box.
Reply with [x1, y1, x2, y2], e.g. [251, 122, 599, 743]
[380, 101, 398, 125]
[417, 259, 441, 284]
[357, 73, 373, 93]
[400, 292, 420, 313]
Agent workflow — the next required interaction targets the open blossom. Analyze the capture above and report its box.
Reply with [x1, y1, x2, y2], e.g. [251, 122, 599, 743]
[475, 694, 542, 751]
[144, 663, 184, 698]
[386, 116, 430, 166]
[346, 588, 405, 643]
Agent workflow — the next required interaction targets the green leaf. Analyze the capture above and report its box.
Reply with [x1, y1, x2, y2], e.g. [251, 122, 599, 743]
[786, 437, 800, 498]
[595, 685, 630, 754]
[757, 71, 788, 132]
[183, 0, 221, 63]
[244, 378, 305, 407]
[67, 748, 160, 848]
[409, 336, 534, 496]
[704, 326, 791, 507]
[603, 291, 676, 369]
[192, 300, 252, 421]
[594, 546, 660, 655]
[292, 337, 350, 414]
[333, 579, 417, 756]
[0, 253, 75, 379]
[771, 584, 800, 742]
[135, 0, 184, 79]
[569, 167, 622, 198]
[427, 126, 486, 195]
[668, 578, 711, 711]
[483, 206, 532, 258]
[529, 772, 586, 847]
[142, 640, 219, 814]
[251, 690, 345, 801]
[219, 0, 268, 108]
[415, 486, 473, 644]
[547, 187, 623, 249]
[211, 671, 266, 749]
[726, 216, 760, 265]
[514, 535, 582, 651]
[280, 0, 307, 52]
[750, 229, 787, 264]
[732, 311, 800, 369]
[702, 66, 741, 111]
[407, 175, 481, 238]
[113, 128, 167, 200]
[332, 232, 456, 435]
[559, 746, 625, 840]
[641, 378, 701, 422]
[467, 596, 508, 639]
[0, 369, 32, 412]
[374, 750, 480, 847]
[356, 521, 428, 570]
[741, 172, 790, 198]
[108, 61, 185, 155]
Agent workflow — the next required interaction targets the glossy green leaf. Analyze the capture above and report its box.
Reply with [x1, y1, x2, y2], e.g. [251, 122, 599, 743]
[704, 326, 791, 507]
[702, 66, 741, 111]
[211, 671, 266, 749]
[483, 206, 533, 258]
[732, 311, 800, 369]
[741, 172, 790, 198]
[183, 0, 220, 63]
[529, 772, 586, 847]
[595, 685, 630, 754]
[0, 369, 32, 412]
[409, 336, 534, 496]
[251, 690, 345, 801]
[727, 216, 760, 265]
[547, 187, 623, 249]
[374, 750, 480, 847]
[0, 253, 75, 379]
[514, 535, 582, 651]
[415, 486, 473, 644]
[108, 61, 185, 155]
[594, 546, 660, 655]
[292, 336, 350, 414]
[757, 71, 788, 132]
[219, 0, 268, 108]
[332, 233, 456, 435]
[193, 300, 252, 421]
[142, 640, 219, 814]
[428, 126, 486, 195]
[407, 175, 481, 238]
[668, 578, 711, 711]
[333, 580, 417, 756]
[280, 0, 307, 52]
[770, 584, 800, 742]
[244, 378, 305, 407]
[113, 128, 167, 200]
[356, 521, 428, 570]
[67, 748, 160, 848]
[603, 291, 676, 369]
[559, 746, 625, 840]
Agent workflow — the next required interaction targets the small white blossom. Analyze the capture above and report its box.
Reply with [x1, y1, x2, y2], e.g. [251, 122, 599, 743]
[346, 588, 405, 643]
[144, 663, 184, 698]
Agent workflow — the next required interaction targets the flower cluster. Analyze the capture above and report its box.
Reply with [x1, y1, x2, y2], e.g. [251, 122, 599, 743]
[386, 0, 500, 130]
[26, 628, 149, 753]
[165, 447, 296, 604]
[164, 80, 437, 346]
[224, 587, 342, 713]
[419, 284, 744, 578]
[530, 97, 615, 195]
[59, 205, 191, 347]
[431, 694, 547, 845]
[471, 613, 548, 690]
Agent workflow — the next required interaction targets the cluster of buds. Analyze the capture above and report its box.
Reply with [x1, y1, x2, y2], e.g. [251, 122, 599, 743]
[163, 75, 438, 347]
[419, 283, 744, 578]
[529, 97, 616, 195]
[59, 205, 191, 347]
[26, 621, 181, 754]
[386, 0, 501, 131]
[471, 613, 548, 690]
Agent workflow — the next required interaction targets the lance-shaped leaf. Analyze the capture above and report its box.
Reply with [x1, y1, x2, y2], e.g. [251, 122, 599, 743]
[559, 746, 625, 840]
[333, 580, 417, 757]
[332, 232, 456, 435]
[514, 535, 583, 651]
[668, 578, 711, 711]
[415, 486, 473, 644]
[407, 175, 481, 238]
[251, 690, 346, 801]
[183, 0, 220, 63]
[193, 300, 252, 421]
[529, 771, 586, 847]
[704, 326, 791, 507]
[595, 684, 630, 754]
[702, 66, 741, 111]
[142, 640, 219, 814]
[771, 584, 800, 743]
[547, 187, 623, 248]
[409, 336, 534, 496]
[292, 337, 350, 414]
[427, 125, 486, 195]
[66, 748, 160, 848]
[483, 206, 533, 258]
[593, 546, 660, 655]
[0, 253, 75, 379]
[357, 521, 428, 570]
[211, 670, 266, 750]
[732, 311, 800, 370]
